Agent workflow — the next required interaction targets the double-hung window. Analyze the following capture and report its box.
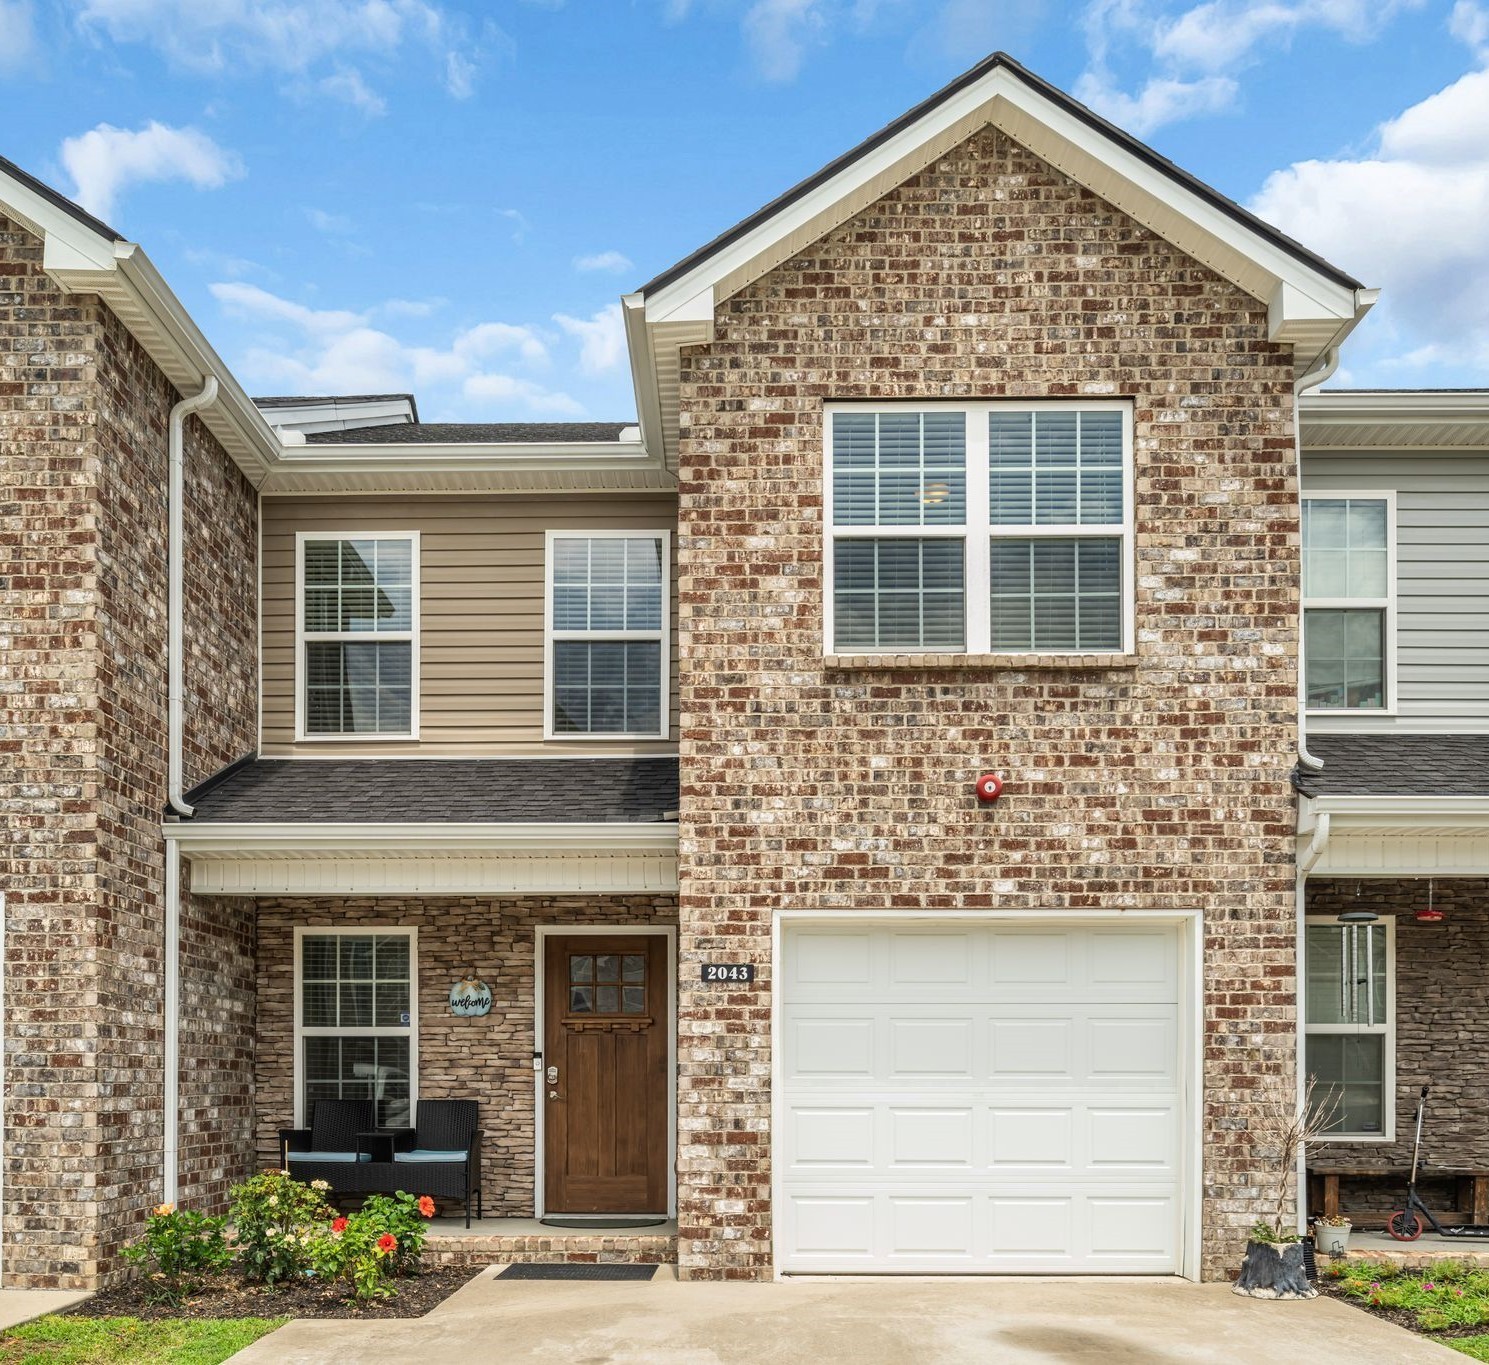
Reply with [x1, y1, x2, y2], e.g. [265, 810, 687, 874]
[545, 531, 670, 739]
[826, 403, 1133, 656]
[1302, 495, 1394, 711]
[297, 533, 419, 738]
[1304, 917, 1394, 1140]
[295, 928, 417, 1128]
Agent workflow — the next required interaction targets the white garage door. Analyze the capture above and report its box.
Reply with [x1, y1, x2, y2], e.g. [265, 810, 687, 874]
[779, 922, 1186, 1274]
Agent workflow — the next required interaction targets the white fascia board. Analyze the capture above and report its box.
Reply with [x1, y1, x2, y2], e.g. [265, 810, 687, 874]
[644, 65, 1365, 334]
[164, 820, 680, 856]
[1307, 795, 1489, 826]
[1301, 391, 1489, 426]
[623, 293, 668, 458]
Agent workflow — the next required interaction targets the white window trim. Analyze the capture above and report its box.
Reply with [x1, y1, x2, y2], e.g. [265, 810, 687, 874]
[822, 399, 1135, 658]
[542, 529, 671, 741]
[292, 925, 419, 1129]
[1302, 490, 1397, 717]
[1303, 914, 1396, 1143]
[294, 530, 421, 742]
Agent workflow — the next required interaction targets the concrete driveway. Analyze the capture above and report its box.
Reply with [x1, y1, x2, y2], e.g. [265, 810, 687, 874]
[229, 1268, 1460, 1364]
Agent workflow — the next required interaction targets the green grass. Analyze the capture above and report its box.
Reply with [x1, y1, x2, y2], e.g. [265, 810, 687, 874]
[1446, 1335, 1489, 1360]
[1324, 1259, 1489, 1332]
[0, 1315, 286, 1365]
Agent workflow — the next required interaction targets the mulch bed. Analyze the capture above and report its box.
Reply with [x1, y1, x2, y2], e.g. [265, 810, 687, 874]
[64, 1264, 479, 1321]
[1318, 1276, 1486, 1342]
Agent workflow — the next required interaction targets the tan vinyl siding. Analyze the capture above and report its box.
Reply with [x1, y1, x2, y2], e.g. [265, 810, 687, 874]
[261, 494, 678, 756]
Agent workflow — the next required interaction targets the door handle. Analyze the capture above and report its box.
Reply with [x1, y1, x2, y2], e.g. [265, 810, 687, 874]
[548, 1090, 561, 1100]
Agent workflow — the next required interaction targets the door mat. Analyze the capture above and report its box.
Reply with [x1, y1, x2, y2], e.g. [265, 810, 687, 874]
[499, 1263, 658, 1281]
[539, 1217, 668, 1230]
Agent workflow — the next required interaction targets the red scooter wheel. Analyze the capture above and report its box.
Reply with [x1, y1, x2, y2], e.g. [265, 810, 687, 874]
[1388, 1210, 1424, 1241]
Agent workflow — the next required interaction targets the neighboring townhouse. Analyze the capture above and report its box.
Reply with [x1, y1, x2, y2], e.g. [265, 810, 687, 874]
[2, 50, 1487, 1292]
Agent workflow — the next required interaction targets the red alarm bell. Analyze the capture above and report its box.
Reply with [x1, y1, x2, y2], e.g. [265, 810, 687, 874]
[975, 773, 1004, 803]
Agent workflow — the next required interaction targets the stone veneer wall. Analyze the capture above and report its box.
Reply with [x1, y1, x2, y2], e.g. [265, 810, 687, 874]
[0, 211, 259, 1286]
[674, 127, 1302, 1282]
[1307, 879, 1489, 1189]
[254, 896, 678, 1212]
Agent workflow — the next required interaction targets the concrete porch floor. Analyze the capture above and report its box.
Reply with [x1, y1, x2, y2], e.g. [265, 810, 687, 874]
[229, 1269, 1460, 1364]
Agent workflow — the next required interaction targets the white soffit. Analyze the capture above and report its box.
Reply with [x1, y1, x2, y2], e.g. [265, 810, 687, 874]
[1299, 796, 1489, 876]
[1300, 391, 1489, 450]
[641, 68, 1365, 344]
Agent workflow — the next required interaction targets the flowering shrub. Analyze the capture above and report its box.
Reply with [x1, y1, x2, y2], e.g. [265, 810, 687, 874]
[1333, 1258, 1489, 1331]
[120, 1203, 231, 1304]
[228, 1170, 334, 1285]
[307, 1191, 435, 1300]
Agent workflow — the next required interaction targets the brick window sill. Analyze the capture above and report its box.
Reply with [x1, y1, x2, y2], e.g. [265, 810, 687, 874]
[823, 652, 1140, 670]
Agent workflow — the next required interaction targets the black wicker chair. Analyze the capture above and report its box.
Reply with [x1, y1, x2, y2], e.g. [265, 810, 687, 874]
[278, 1099, 376, 1188]
[387, 1099, 483, 1227]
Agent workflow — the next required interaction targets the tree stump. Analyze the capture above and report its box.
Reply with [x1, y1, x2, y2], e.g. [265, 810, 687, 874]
[1233, 1240, 1318, 1299]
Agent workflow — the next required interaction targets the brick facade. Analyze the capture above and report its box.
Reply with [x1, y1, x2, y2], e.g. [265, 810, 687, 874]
[1307, 879, 1489, 1209]
[254, 895, 678, 1214]
[673, 127, 1302, 1282]
[0, 211, 258, 1287]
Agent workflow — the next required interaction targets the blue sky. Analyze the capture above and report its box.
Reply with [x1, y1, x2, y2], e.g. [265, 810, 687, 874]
[2, 0, 1486, 420]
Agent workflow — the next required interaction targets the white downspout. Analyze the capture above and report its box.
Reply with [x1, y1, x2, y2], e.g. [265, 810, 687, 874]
[163, 376, 217, 1208]
[1294, 349, 1338, 773]
[167, 375, 218, 818]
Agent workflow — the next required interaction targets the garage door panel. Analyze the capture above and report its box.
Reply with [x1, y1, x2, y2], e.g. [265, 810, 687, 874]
[781, 923, 1187, 1274]
[889, 1107, 974, 1167]
[889, 1016, 974, 1077]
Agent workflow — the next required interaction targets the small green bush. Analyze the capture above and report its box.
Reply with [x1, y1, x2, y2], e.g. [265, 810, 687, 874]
[120, 1203, 231, 1305]
[227, 1170, 334, 1286]
[306, 1191, 436, 1300]
[1339, 1263, 1489, 1332]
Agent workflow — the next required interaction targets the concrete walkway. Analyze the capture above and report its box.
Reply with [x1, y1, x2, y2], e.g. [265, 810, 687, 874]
[0, 1288, 90, 1331]
[230, 1268, 1460, 1363]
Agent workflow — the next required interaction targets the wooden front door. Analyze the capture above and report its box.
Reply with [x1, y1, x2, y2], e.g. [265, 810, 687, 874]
[543, 934, 669, 1214]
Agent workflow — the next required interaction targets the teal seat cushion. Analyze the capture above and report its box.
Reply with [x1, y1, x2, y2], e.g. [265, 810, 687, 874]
[393, 1149, 466, 1163]
[287, 1151, 367, 1163]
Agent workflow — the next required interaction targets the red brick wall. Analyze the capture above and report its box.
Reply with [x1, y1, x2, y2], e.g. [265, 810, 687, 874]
[254, 895, 678, 1214]
[0, 210, 259, 1285]
[674, 127, 1301, 1281]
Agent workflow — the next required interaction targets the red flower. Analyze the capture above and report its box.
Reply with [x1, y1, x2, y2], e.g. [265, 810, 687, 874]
[331, 1217, 348, 1233]
[417, 1196, 435, 1218]
[377, 1232, 398, 1255]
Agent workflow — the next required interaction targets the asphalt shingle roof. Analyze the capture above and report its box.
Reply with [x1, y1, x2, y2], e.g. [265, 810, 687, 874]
[1294, 735, 1489, 798]
[183, 757, 679, 824]
[305, 422, 633, 445]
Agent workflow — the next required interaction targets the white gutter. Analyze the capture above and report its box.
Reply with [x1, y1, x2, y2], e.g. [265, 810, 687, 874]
[1299, 810, 1331, 876]
[163, 846, 182, 1207]
[167, 376, 219, 817]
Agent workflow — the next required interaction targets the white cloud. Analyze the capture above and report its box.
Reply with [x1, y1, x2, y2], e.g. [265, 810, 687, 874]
[306, 207, 353, 235]
[574, 250, 634, 274]
[76, 0, 478, 109]
[1249, 46, 1489, 375]
[1077, 0, 1426, 134]
[445, 50, 476, 98]
[59, 121, 242, 220]
[1073, 68, 1235, 135]
[554, 303, 626, 375]
[742, 0, 826, 82]
[211, 281, 586, 415]
[317, 66, 387, 116]
[1452, 0, 1489, 58]
[0, 0, 37, 74]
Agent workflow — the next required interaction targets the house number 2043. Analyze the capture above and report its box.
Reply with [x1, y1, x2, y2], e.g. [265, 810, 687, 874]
[701, 963, 755, 983]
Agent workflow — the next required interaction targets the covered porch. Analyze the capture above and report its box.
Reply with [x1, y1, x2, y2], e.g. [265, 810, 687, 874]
[162, 757, 681, 1262]
[1297, 735, 1489, 1249]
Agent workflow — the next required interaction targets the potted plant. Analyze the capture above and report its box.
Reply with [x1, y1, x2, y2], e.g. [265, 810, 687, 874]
[1313, 1214, 1352, 1256]
[1233, 1074, 1339, 1300]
